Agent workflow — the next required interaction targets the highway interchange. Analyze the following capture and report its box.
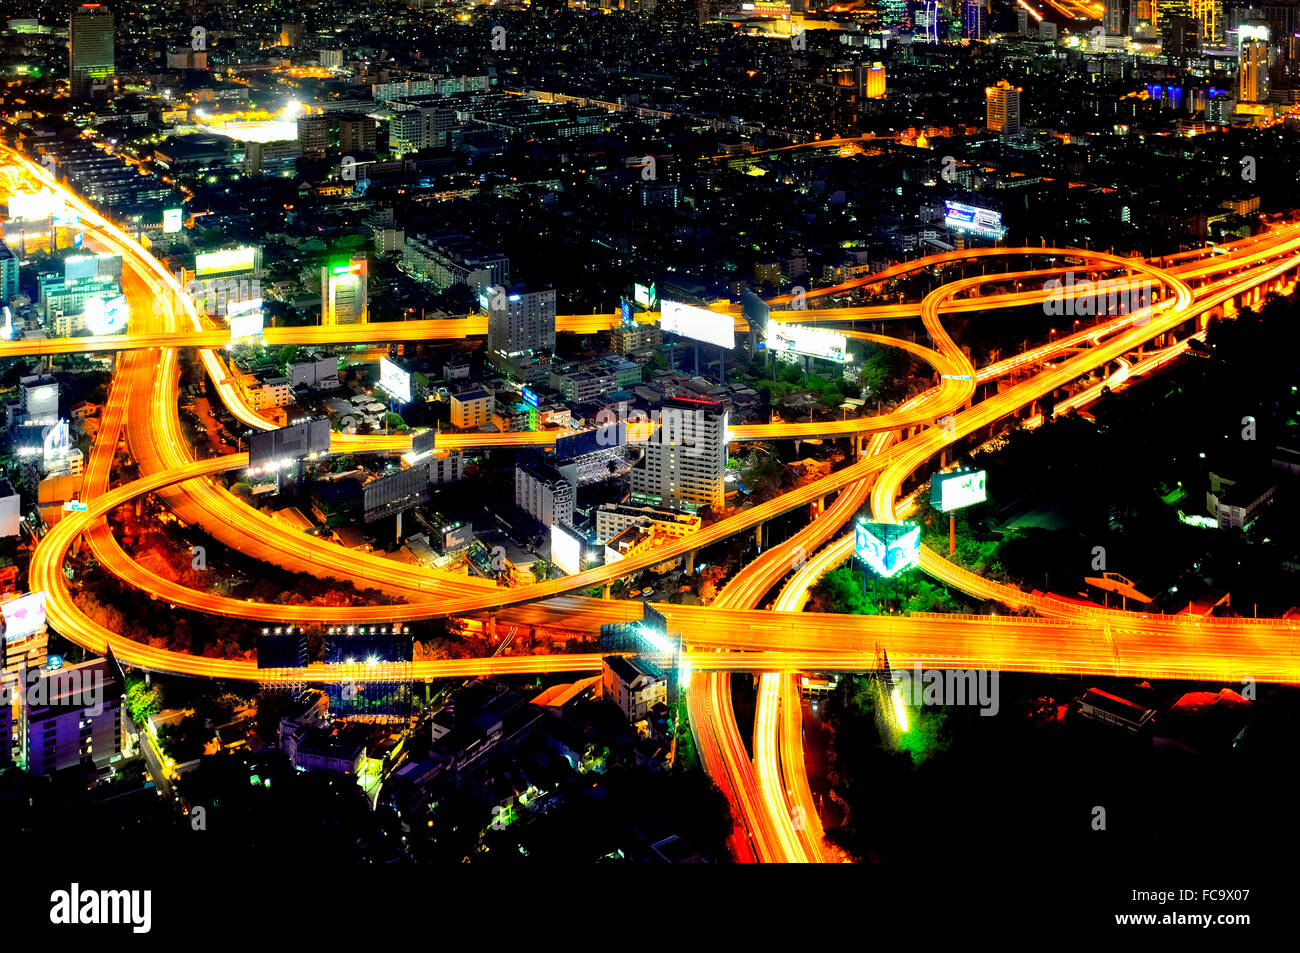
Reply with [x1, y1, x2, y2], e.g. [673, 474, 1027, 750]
[5, 143, 1300, 863]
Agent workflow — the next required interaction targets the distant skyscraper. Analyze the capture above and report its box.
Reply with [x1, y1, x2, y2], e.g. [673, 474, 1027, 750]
[1104, 0, 1128, 34]
[68, 4, 115, 100]
[962, 0, 987, 39]
[879, 0, 909, 30]
[321, 256, 367, 325]
[1239, 31, 1270, 101]
[985, 79, 1021, 134]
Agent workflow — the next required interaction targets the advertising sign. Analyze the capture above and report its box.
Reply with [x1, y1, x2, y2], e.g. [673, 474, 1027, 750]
[378, 356, 412, 404]
[944, 201, 1005, 238]
[768, 324, 851, 363]
[659, 300, 735, 350]
[2, 591, 47, 640]
[854, 521, 921, 577]
[550, 522, 585, 576]
[163, 207, 184, 233]
[195, 246, 257, 278]
[227, 297, 265, 339]
[634, 282, 656, 309]
[521, 387, 540, 409]
[741, 288, 770, 338]
[84, 293, 128, 335]
[930, 469, 987, 512]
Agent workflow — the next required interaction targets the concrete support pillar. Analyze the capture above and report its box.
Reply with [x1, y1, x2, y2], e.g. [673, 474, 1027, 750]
[602, 583, 611, 599]
[686, 552, 695, 575]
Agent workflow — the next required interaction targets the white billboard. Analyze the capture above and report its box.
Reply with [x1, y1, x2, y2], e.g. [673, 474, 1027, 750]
[550, 522, 585, 576]
[660, 300, 735, 350]
[944, 201, 1005, 239]
[85, 293, 128, 335]
[8, 190, 63, 221]
[2, 591, 47, 640]
[768, 324, 852, 363]
[227, 297, 265, 339]
[163, 207, 184, 233]
[378, 356, 412, 404]
[931, 469, 987, 512]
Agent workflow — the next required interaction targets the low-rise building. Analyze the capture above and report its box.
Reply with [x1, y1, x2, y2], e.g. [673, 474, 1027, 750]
[602, 655, 668, 724]
[450, 389, 494, 429]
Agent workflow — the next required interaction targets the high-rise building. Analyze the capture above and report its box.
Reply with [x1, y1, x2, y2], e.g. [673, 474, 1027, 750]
[1239, 29, 1270, 101]
[487, 288, 557, 357]
[68, 4, 115, 100]
[962, 0, 987, 39]
[861, 62, 886, 98]
[1105, 0, 1128, 34]
[1190, 0, 1222, 42]
[1163, 9, 1202, 61]
[630, 396, 728, 512]
[321, 256, 367, 325]
[22, 656, 125, 777]
[985, 79, 1021, 134]
[515, 460, 576, 527]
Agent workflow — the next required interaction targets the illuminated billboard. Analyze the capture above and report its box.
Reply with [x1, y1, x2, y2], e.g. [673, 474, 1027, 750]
[226, 297, 265, 339]
[521, 387, 540, 409]
[660, 300, 735, 350]
[930, 468, 987, 512]
[621, 297, 633, 327]
[163, 207, 184, 233]
[944, 201, 1005, 239]
[84, 293, 128, 335]
[768, 324, 852, 363]
[855, 521, 920, 578]
[634, 282, 656, 309]
[2, 591, 47, 640]
[378, 356, 412, 404]
[551, 522, 585, 576]
[64, 255, 98, 281]
[8, 190, 63, 221]
[195, 246, 257, 277]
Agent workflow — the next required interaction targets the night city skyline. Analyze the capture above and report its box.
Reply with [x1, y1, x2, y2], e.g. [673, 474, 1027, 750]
[1, 0, 1295, 936]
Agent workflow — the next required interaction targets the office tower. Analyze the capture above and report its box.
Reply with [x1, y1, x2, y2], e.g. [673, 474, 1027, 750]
[1239, 30, 1270, 101]
[321, 256, 367, 325]
[1190, 0, 1221, 42]
[1163, 10, 1202, 60]
[962, 0, 987, 39]
[985, 79, 1021, 134]
[630, 396, 728, 512]
[68, 4, 115, 100]
[488, 288, 557, 357]
[859, 62, 887, 98]
[1105, 0, 1128, 34]
[879, 0, 909, 29]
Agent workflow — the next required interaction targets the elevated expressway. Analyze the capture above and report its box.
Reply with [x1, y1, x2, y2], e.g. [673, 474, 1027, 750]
[8, 144, 1300, 862]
